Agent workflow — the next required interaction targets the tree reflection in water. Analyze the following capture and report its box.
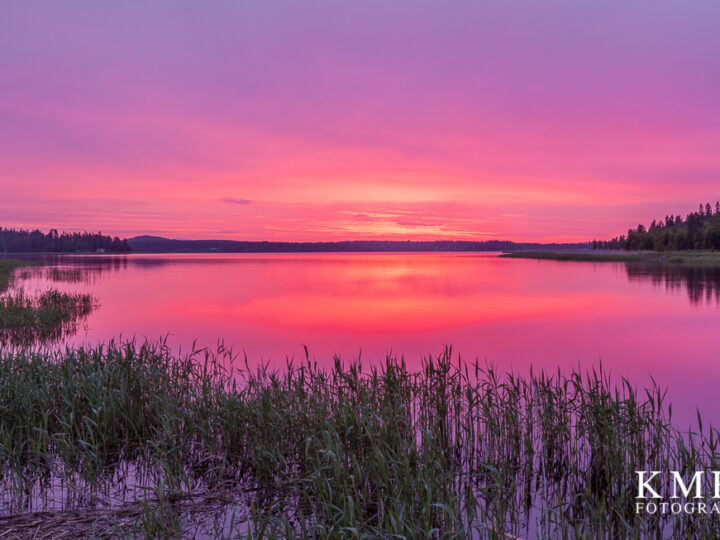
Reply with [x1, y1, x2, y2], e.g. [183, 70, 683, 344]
[625, 263, 720, 305]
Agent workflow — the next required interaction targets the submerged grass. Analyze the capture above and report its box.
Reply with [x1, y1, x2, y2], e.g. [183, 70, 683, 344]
[0, 340, 718, 538]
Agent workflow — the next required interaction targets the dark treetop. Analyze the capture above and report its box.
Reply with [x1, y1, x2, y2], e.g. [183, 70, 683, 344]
[595, 201, 720, 251]
[0, 228, 131, 253]
[127, 235, 589, 253]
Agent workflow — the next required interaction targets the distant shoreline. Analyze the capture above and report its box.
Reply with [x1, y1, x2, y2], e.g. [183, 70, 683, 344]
[125, 236, 591, 254]
[501, 250, 720, 264]
[4, 250, 720, 265]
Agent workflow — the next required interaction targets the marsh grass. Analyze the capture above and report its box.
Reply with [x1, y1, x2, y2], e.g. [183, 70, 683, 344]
[0, 288, 95, 345]
[501, 250, 720, 265]
[0, 259, 94, 345]
[0, 259, 40, 292]
[0, 341, 717, 538]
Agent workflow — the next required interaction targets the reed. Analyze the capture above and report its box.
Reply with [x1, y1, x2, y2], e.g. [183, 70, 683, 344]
[0, 289, 95, 345]
[0, 341, 716, 538]
[0, 260, 37, 292]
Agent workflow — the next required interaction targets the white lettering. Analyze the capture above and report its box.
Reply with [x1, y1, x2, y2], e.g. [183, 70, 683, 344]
[637, 471, 662, 499]
[671, 471, 703, 499]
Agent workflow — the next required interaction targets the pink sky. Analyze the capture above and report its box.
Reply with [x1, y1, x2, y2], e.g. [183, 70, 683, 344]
[1, 1, 719, 242]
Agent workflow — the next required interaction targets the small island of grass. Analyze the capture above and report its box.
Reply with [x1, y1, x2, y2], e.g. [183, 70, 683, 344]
[0, 259, 37, 291]
[0, 259, 96, 345]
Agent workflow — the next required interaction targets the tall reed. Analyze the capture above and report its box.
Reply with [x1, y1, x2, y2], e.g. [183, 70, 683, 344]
[0, 341, 716, 538]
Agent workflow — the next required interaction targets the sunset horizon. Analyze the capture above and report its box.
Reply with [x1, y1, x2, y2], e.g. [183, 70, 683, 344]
[4, 2, 720, 536]
[4, 198, 720, 245]
[2, 1, 718, 244]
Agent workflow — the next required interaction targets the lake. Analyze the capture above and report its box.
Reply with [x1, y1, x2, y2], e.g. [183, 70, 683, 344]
[9, 252, 720, 426]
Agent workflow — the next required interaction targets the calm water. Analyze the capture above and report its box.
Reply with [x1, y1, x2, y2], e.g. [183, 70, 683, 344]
[9, 252, 720, 425]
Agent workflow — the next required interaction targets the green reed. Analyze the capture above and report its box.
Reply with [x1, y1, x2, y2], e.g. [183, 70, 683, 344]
[0, 260, 38, 292]
[0, 341, 717, 538]
[0, 259, 96, 344]
[0, 288, 95, 345]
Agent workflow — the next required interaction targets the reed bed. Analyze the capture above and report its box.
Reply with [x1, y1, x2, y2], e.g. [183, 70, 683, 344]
[0, 260, 37, 292]
[0, 341, 717, 538]
[0, 289, 95, 345]
[0, 259, 94, 344]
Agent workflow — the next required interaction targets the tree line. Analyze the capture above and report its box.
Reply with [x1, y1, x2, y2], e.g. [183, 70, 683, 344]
[594, 202, 720, 251]
[0, 228, 131, 253]
[128, 235, 590, 253]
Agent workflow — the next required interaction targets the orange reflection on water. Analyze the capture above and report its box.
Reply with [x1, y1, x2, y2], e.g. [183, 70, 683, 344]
[21, 252, 720, 426]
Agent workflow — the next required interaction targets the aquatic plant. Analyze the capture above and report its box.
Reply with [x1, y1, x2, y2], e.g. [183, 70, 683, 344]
[0, 289, 95, 345]
[0, 341, 717, 538]
[0, 260, 36, 292]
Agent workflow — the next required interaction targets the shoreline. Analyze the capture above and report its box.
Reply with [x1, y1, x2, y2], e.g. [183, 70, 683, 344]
[501, 250, 720, 264]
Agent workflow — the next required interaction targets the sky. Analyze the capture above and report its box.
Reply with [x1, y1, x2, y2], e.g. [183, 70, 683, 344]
[1, 1, 719, 242]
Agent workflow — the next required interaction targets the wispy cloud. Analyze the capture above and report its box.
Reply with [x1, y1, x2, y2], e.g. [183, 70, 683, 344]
[221, 197, 252, 205]
[394, 220, 432, 227]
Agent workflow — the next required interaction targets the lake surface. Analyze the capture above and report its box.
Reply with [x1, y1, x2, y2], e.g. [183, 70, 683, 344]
[8, 252, 720, 426]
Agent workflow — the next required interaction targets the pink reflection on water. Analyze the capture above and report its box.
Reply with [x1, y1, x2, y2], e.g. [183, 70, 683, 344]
[18, 252, 720, 427]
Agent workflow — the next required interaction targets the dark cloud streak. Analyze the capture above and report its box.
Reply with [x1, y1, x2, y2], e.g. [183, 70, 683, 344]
[221, 197, 252, 205]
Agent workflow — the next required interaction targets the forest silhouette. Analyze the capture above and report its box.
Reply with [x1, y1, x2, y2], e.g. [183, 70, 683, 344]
[0, 228, 131, 253]
[596, 202, 720, 251]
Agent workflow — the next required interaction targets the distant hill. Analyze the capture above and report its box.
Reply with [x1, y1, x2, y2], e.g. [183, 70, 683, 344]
[128, 235, 589, 253]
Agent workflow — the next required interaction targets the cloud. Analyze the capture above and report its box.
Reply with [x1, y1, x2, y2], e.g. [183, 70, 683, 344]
[395, 220, 433, 227]
[221, 197, 252, 205]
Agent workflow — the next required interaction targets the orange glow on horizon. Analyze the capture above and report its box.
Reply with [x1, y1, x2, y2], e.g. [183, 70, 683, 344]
[1, 2, 718, 242]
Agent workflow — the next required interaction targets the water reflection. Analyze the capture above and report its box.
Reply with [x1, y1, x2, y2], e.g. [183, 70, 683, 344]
[3, 252, 720, 428]
[18, 254, 720, 308]
[46, 267, 99, 284]
[625, 263, 720, 305]
[0, 263, 97, 346]
[0, 307, 93, 346]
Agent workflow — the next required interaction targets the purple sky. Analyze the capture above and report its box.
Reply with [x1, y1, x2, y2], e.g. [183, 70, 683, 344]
[1, 1, 719, 241]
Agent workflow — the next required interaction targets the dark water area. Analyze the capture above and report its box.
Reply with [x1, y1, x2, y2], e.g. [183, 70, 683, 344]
[4, 252, 720, 427]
